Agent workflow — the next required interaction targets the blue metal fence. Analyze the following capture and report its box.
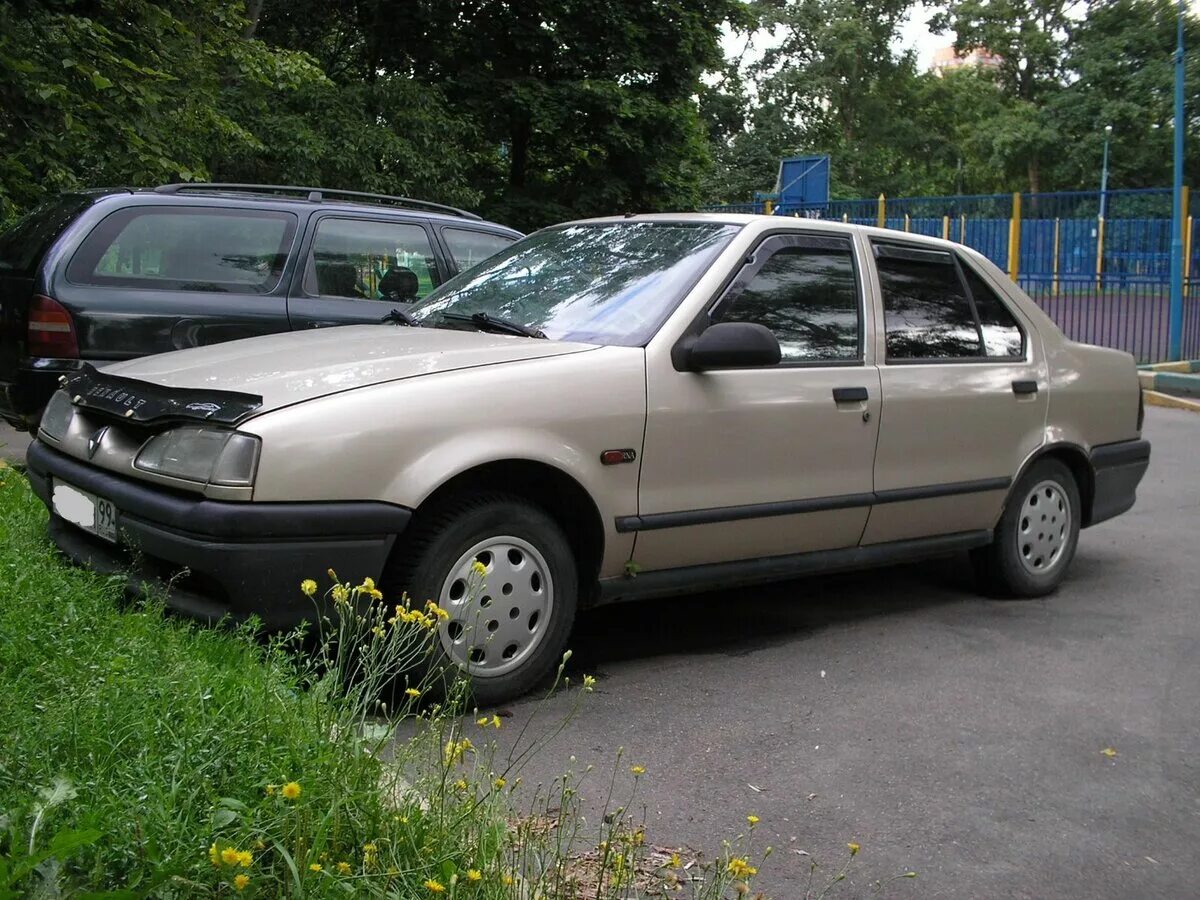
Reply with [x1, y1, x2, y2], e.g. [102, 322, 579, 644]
[699, 187, 1200, 362]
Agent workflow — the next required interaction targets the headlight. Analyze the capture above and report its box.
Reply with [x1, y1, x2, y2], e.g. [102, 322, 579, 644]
[39, 390, 75, 442]
[134, 428, 260, 486]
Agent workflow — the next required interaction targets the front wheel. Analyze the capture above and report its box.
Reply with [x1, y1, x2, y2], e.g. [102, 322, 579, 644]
[384, 492, 578, 704]
[971, 458, 1081, 599]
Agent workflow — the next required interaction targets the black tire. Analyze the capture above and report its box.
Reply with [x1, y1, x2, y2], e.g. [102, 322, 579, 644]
[383, 492, 578, 705]
[971, 458, 1082, 599]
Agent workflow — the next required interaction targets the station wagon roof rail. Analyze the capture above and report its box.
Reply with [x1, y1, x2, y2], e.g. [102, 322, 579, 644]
[152, 183, 483, 220]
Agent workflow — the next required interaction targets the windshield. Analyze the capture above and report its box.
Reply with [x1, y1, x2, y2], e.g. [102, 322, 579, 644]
[410, 221, 740, 346]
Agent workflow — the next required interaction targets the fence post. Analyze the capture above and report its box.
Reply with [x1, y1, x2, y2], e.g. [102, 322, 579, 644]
[942, 215, 950, 240]
[763, 198, 774, 216]
[877, 194, 886, 228]
[842, 213, 849, 224]
[1007, 192, 1022, 282]
[1095, 217, 1106, 290]
[960, 214, 967, 243]
[1184, 185, 1192, 282]
[904, 213, 911, 232]
[1052, 218, 1061, 296]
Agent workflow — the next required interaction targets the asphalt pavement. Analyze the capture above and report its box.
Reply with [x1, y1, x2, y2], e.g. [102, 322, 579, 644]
[0, 421, 29, 464]
[468, 407, 1200, 899]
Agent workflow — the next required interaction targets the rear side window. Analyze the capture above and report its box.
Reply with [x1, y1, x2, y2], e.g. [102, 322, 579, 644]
[716, 238, 860, 361]
[305, 218, 442, 301]
[875, 244, 982, 359]
[0, 194, 92, 275]
[68, 207, 297, 293]
[961, 263, 1024, 357]
[443, 228, 517, 272]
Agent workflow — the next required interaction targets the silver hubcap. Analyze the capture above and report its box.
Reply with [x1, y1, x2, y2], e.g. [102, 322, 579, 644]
[1016, 480, 1071, 576]
[437, 536, 553, 678]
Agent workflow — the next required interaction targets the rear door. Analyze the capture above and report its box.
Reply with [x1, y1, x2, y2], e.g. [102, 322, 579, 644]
[861, 239, 1048, 545]
[286, 213, 447, 329]
[57, 203, 298, 358]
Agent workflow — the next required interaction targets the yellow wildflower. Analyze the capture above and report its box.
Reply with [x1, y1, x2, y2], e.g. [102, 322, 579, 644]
[1101, 747, 1118, 758]
[265, 784, 277, 796]
[466, 868, 482, 882]
[630, 765, 646, 776]
[208, 842, 220, 866]
[336, 861, 352, 875]
[727, 857, 757, 879]
[372, 625, 385, 638]
[747, 814, 760, 826]
[847, 842, 860, 856]
[502, 874, 514, 886]
[309, 863, 322, 872]
[282, 781, 302, 800]
[361, 576, 383, 599]
[669, 852, 682, 868]
[582, 674, 596, 691]
[477, 716, 489, 727]
[454, 778, 468, 791]
[300, 579, 317, 597]
[221, 847, 241, 866]
[363, 842, 378, 853]
[424, 879, 446, 893]
[331, 584, 350, 604]
[493, 777, 507, 790]
[237, 850, 253, 867]
[471, 560, 487, 578]
[405, 687, 421, 698]
[234, 873, 250, 891]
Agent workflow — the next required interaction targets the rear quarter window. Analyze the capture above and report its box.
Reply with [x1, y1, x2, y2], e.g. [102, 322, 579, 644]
[0, 194, 93, 275]
[66, 206, 298, 293]
[442, 227, 518, 272]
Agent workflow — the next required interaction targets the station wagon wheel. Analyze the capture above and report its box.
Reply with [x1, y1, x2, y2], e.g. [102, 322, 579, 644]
[438, 536, 554, 678]
[970, 458, 1081, 599]
[383, 492, 577, 704]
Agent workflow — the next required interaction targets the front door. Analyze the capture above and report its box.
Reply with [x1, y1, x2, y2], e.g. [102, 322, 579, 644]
[286, 214, 446, 330]
[634, 231, 881, 571]
[861, 240, 1049, 545]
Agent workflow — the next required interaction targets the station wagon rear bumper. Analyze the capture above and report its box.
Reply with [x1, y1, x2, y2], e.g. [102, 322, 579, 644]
[26, 440, 411, 630]
[1088, 438, 1151, 526]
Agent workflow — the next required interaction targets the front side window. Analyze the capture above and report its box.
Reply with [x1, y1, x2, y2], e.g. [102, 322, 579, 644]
[306, 218, 442, 302]
[875, 244, 982, 359]
[715, 237, 860, 361]
[68, 207, 297, 293]
[443, 228, 517, 272]
[411, 222, 740, 346]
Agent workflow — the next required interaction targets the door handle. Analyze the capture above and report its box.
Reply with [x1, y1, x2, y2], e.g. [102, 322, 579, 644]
[832, 386, 869, 403]
[1012, 380, 1038, 395]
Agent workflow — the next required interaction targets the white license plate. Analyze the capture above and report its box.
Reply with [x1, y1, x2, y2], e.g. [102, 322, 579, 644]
[52, 479, 118, 543]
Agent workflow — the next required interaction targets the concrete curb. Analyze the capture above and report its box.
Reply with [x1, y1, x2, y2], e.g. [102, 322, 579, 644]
[1143, 389, 1200, 412]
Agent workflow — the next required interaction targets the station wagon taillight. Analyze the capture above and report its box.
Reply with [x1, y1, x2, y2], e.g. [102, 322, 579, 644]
[28, 294, 79, 358]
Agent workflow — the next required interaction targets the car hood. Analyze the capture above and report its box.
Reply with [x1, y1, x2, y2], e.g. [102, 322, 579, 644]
[101, 325, 598, 414]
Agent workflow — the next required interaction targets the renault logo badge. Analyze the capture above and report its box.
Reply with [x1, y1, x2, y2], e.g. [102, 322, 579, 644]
[87, 426, 108, 459]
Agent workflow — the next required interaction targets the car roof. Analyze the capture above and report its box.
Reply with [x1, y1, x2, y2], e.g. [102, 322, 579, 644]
[73, 186, 521, 234]
[560, 211, 970, 254]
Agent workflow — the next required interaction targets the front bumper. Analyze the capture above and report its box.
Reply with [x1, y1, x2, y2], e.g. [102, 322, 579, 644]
[1087, 438, 1151, 526]
[26, 440, 412, 630]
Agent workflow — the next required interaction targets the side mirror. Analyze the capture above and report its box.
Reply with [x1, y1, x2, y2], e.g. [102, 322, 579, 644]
[686, 322, 781, 371]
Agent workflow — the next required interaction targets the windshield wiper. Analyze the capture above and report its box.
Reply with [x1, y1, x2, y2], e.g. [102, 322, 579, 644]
[381, 307, 421, 326]
[442, 311, 547, 339]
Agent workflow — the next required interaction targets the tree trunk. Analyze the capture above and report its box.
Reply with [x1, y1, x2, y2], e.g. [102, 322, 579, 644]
[243, 0, 264, 39]
[510, 115, 531, 189]
[1027, 156, 1040, 194]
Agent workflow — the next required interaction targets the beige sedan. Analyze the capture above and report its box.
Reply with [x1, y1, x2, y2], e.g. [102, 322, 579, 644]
[28, 215, 1150, 702]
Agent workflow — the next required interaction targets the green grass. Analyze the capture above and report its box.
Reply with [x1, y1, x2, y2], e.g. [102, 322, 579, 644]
[0, 469, 518, 896]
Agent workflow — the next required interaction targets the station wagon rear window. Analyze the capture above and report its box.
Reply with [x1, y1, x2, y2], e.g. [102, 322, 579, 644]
[67, 207, 298, 293]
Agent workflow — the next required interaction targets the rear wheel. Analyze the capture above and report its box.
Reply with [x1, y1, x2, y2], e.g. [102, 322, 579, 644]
[971, 458, 1081, 598]
[384, 493, 577, 704]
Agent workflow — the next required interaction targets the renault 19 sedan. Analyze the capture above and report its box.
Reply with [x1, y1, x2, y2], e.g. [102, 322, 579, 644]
[26, 214, 1150, 702]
